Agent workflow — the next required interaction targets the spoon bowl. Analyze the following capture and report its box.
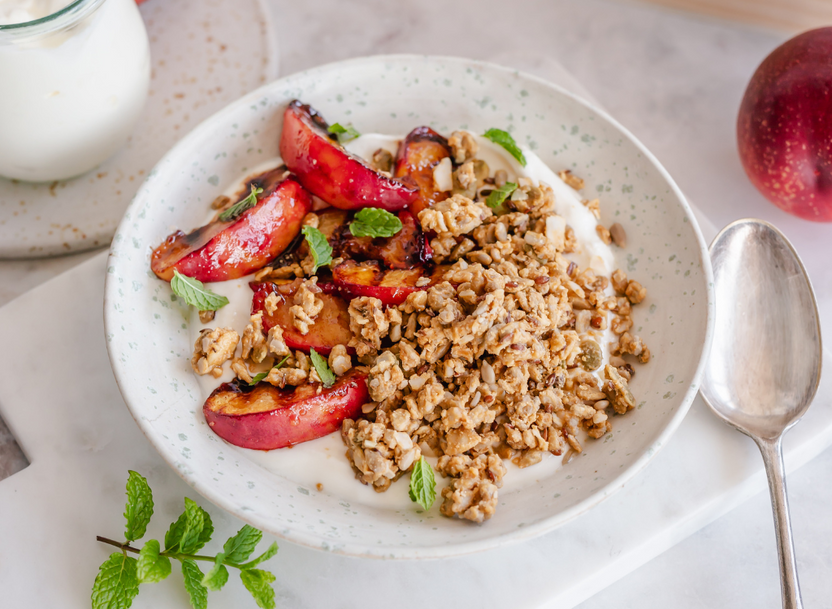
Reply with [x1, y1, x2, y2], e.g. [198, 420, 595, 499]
[702, 219, 822, 438]
[702, 218, 822, 609]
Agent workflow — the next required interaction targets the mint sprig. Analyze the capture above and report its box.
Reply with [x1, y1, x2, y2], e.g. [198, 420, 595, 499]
[310, 348, 336, 388]
[328, 122, 360, 144]
[408, 457, 436, 511]
[92, 471, 279, 609]
[171, 270, 230, 311]
[485, 182, 517, 210]
[349, 208, 403, 238]
[218, 185, 263, 222]
[249, 355, 291, 386]
[301, 225, 333, 273]
[483, 128, 526, 166]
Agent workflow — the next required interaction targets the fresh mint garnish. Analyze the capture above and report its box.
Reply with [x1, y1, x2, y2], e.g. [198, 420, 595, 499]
[124, 470, 154, 542]
[349, 208, 403, 238]
[301, 225, 333, 273]
[310, 348, 336, 388]
[92, 553, 139, 609]
[248, 355, 290, 386]
[408, 457, 436, 511]
[170, 270, 229, 311]
[483, 128, 526, 166]
[485, 182, 517, 210]
[328, 122, 360, 144]
[218, 185, 263, 222]
[92, 472, 279, 609]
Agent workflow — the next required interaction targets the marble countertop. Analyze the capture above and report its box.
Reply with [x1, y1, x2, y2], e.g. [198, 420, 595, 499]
[2, 0, 830, 606]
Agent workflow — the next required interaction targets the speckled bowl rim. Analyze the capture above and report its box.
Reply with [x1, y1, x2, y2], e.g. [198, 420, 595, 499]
[104, 54, 715, 559]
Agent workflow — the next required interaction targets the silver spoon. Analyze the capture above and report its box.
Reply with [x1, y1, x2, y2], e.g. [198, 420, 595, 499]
[701, 218, 821, 609]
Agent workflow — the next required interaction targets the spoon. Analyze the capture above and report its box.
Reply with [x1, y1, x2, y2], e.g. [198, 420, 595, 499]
[701, 218, 822, 609]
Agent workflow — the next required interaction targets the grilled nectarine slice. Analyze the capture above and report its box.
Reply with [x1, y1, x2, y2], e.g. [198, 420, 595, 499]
[338, 210, 430, 269]
[394, 126, 451, 217]
[151, 168, 312, 282]
[279, 100, 417, 212]
[250, 279, 352, 355]
[332, 259, 446, 306]
[204, 370, 368, 450]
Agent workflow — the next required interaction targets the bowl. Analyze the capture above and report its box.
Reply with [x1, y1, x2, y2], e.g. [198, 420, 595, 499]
[104, 55, 714, 559]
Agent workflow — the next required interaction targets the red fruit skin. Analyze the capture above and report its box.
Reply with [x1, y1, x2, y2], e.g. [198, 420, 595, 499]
[151, 172, 312, 282]
[279, 100, 418, 212]
[332, 259, 445, 306]
[738, 27, 832, 222]
[250, 280, 353, 355]
[203, 370, 368, 450]
[394, 126, 451, 217]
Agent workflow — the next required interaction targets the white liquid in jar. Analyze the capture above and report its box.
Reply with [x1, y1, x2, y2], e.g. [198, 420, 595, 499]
[0, 0, 73, 25]
[0, 0, 150, 182]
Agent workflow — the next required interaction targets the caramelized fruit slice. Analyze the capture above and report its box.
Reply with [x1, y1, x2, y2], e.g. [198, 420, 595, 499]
[394, 126, 451, 217]
[151, 169, 312, 282]
[279, 100, 417, 211]
[338, 210, 430, 269]
[204, 370, 368, 450]
[250, 279, 353, 355]
[332, 259, 446, 306]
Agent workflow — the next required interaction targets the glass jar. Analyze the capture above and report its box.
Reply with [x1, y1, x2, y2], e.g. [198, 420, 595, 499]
[0, 0, 150, 182]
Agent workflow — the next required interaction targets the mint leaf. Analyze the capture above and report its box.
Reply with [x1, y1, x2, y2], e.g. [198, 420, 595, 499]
[165, 498, 213, 554]
[486, 182, 517, 210]
[349, 208, 403, 238]
[310, 348, 336, 388]
[124, 470, 153, 542]
[249, 355, 290, 386]
[328, 122, 360, 144]
[301, 225, 332, 273]
[408, 457, 436, 511]
[218, 185, 264, 222]
[181, 560, 208, 609]
[171, 270, 229, 311]
[240, 569, 277, 609]
[239, 542, 279, 570]
[222, 525, 262, 563]
[91, 552, 139, 609]
[137, 539, 171, 584]
[201, 553, 229, 591]
[483, 128, 526, 167]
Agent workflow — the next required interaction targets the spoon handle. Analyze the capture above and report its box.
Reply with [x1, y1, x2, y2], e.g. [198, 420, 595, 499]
[756, 437, 803, 609]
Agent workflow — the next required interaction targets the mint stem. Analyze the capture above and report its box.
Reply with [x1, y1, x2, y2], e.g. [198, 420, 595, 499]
[95, 535, 240, 566]
[96, 536, 140, 554]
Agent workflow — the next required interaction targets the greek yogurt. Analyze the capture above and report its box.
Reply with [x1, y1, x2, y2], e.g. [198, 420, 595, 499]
[0, 0, 150, 182]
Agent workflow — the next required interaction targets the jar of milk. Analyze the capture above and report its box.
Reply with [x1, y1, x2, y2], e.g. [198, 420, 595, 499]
[0, 0, 150, 182]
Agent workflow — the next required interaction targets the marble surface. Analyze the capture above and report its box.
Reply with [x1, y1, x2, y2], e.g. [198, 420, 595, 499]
[1, 0, 830, 606]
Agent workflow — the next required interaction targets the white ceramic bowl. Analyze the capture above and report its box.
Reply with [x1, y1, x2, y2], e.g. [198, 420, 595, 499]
[105, 55, 714, 559]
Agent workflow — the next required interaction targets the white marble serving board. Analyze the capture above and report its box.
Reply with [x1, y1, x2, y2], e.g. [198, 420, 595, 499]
[0, 0, 279, 259]
[1, 248, 831, 609]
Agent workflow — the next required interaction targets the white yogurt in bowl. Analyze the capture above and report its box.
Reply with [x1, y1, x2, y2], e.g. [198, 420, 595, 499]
[0, 0, 150, 182]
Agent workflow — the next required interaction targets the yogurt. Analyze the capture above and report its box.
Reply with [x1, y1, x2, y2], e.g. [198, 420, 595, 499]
[0, 0, 150, 182]
[186, 133, 619, 503]
[0, 0, 74, 25]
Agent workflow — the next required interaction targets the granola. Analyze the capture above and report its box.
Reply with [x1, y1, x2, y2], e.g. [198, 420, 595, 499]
[186, 122, 652, 525]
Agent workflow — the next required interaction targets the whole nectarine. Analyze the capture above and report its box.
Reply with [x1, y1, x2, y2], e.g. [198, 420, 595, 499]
[738, 27, 832, 221]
